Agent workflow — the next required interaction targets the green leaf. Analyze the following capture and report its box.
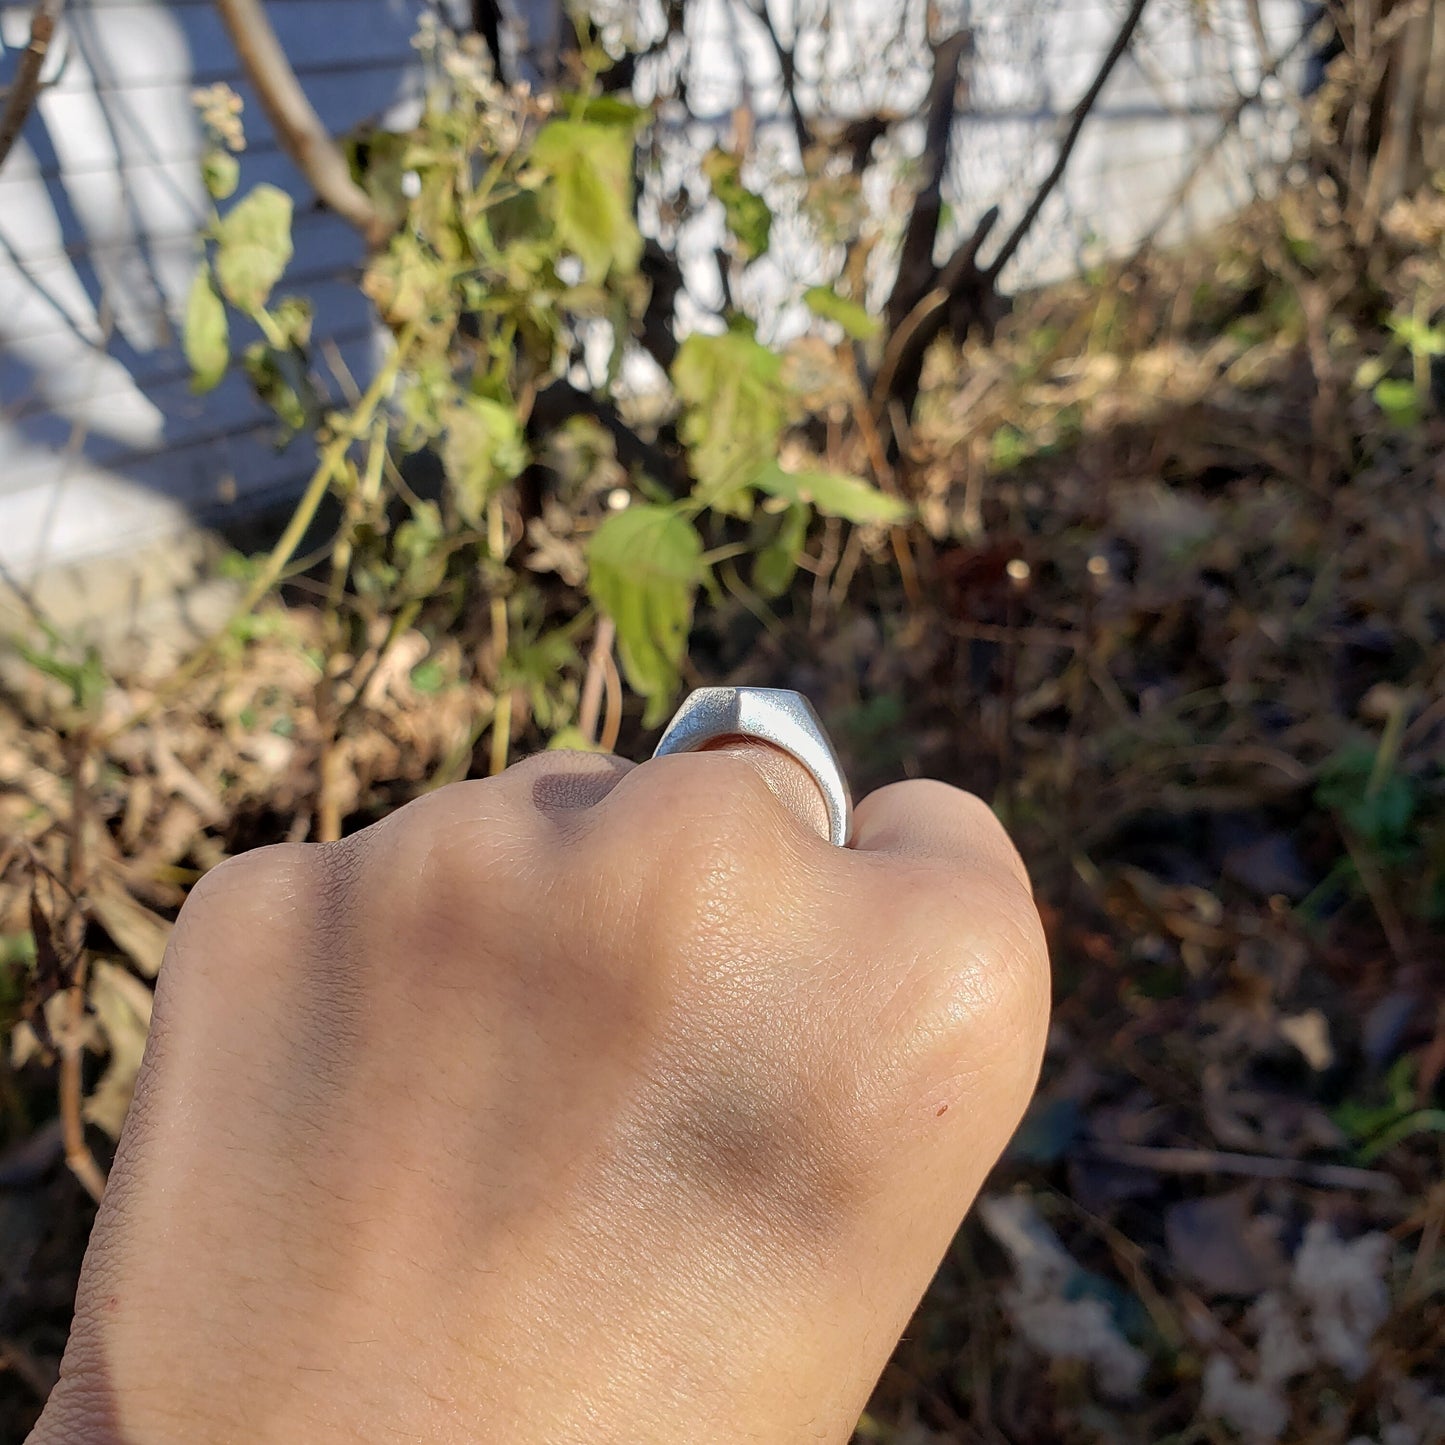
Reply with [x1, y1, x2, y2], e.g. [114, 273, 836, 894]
[266, 295, 313, 349]
[214, 184, 294, 312]
[363, 232, 453, 327]
[1316, 743, 1418, 855]
[242, 341, 309, 437]
[1354, 355, 1388, 390]
[16, 640, 107, 714]
[502, 630, 581, 731]
[803, 284, 880, 340]
[547, 725, 604, 752]
[989, 425, 1030, 471]
[410, 658, 447, 694]
[1373, 377, 1423, 428]
[530, 120, 643, 282]
[568, 94, 651, 129]
[752, 502, 810, 599]
[394, 501, 447, 598]
[702, 149, 772, 261]
[754, 462, 910, 525]
[183, 267, 229, 394]
[587, 505, 703, 725]
[442, 396, 529, 527]
[1387, 312, 1445, 357]
[671, 330, 786, 515]
[201, 148, 239, 201]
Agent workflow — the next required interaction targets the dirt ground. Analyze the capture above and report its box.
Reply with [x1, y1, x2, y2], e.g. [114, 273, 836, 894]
[2, 184, 1444, 1443]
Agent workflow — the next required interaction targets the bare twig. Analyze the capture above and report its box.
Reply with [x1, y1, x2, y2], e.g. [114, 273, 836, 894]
[578, 614, 617, 747]
[599, 646, 622, 754]
[838, 349, 922, 610]
[0, 0, 62, 173]
[1086, 1141, 1401, 1195]
[0, 1335, 59, 1401]
[1356, 2, 1431, 244]
[61, 734, 106, 1205]
[743, 0, 808, 156]
[984, 0, 1152, 283]
[1340, 823, 1414, 966]
[873, 204, 1000, 415]
[886, 29, 973, 334]
[214, 0, 390, 249]
[1128, 24, 1316, 264]
[487, 496, 512, 776]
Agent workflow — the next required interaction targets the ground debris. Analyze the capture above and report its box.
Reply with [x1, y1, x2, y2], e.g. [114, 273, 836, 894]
[3, 176, 1444, 1442]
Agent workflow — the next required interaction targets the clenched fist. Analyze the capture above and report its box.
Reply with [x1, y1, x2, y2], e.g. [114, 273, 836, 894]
[31, 743, 1048, 1444]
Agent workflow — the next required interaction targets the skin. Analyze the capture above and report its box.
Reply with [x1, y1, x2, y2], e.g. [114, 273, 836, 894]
[29, 742, 1050, 1445]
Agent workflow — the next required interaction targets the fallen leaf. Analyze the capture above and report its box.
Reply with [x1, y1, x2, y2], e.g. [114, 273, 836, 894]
[1279, 1010, 1334, 1071]
[83, 960, 153, 1139]
[1165, 1189, 1284, 1296]
[89, 875, 172, 978]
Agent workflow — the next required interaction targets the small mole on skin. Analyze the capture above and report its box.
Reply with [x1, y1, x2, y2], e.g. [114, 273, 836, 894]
[935, 1103, 949, 1117]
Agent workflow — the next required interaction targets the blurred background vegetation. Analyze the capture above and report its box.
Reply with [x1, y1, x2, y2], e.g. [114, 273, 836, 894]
[2, 0, 1444, 1440]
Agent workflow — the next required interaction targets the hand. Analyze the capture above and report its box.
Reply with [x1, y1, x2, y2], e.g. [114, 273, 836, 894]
[30, 743, 1049, 1445]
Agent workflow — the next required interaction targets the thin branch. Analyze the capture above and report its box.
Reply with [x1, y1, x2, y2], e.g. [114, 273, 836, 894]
[984, 0, 1152, 283]
[599, 646, 622, 753]
[0, 0, 63, 174]
[1126, 22, 1316, 265]
[873, 203, 1000, 415]
[743, 0, 809, 156]
[214, 0, 390, 249]
[578, 614, 617, 747]
[886, 29, 974, 333]
[62, 733, 107, 1204]
[470, 0, 506, 82]
[1086, 1141, 1400, 1196]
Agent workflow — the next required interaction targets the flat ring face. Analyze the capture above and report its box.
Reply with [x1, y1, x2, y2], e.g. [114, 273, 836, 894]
[652, 687, 853, 847]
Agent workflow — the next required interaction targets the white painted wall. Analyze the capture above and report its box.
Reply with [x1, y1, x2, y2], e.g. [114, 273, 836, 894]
[618, 0, 1308, 339]
[0, 0, 1310, 580]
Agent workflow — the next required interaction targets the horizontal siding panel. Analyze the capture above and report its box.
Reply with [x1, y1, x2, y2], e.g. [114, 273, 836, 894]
[2, 264, 373, 364]
[3, 328, 376, 478]
[0, 278, 373, 403]
[0, 194, 362, 298]
[1, 285, 379, 481]
[0, 0, 1309, 577]
[7, 64, 417, 184]
[14, 1, 426, 93]
[10, 412, 313, 513]
[2, 317, 377, 427]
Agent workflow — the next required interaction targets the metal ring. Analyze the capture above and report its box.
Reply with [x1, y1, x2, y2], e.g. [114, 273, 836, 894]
[652, 687, 852, 847]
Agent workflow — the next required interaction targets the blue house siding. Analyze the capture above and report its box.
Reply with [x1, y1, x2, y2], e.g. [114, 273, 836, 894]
[0, 0, 425, 577]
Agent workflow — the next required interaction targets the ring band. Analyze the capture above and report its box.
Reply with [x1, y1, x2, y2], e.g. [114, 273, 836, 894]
[652, 687, 853, 847]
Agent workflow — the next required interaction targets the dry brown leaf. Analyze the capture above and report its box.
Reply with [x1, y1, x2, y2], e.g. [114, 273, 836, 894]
[83, 960, 154, 1139]
[88, 874, 172, 978]
[1278, 1010, 1334, 1071]
[1165, 1189, 1285, 1297]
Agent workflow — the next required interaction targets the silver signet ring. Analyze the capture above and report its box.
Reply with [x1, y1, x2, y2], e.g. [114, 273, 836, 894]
[652, 687, 853, 847]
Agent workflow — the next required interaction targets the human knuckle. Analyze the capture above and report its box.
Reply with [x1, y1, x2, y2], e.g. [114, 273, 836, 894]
[172, 843, 310, 963]
[891, 865, 1050, 1069]
[619, 753, 789, 876]
[374, 780, 545, 940]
